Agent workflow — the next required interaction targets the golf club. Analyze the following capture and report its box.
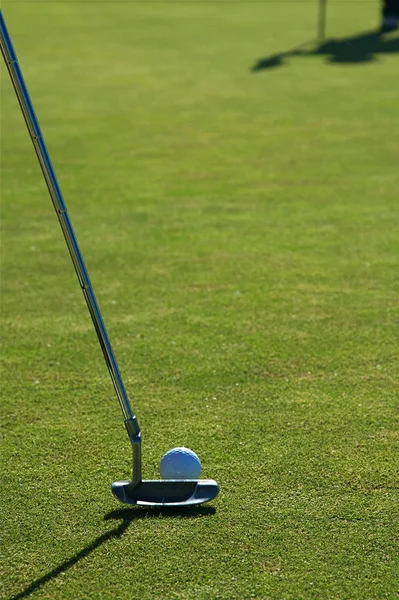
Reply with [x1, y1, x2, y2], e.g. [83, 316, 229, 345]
[318, 0, 327, 43]
[0, 10, 219, 507]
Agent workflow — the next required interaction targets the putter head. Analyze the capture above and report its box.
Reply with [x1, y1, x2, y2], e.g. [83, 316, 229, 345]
[114, 421, 219, 507]
[111, 479, 219, 507]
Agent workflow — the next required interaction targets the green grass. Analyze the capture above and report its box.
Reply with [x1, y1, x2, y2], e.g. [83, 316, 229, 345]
[1, 2, 398, 599]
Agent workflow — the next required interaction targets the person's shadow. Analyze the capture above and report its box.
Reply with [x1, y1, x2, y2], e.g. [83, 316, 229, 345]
[8, 505, 216, 600]
[251, 30, 399, 71]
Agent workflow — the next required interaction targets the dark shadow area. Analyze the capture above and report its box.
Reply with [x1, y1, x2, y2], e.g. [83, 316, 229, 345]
[251, 30, 399, 71]
[9, 505, 216, 600]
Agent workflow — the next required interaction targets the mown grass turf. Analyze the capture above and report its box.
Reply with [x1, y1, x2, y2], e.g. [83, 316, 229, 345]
[1, 2, 398, 599]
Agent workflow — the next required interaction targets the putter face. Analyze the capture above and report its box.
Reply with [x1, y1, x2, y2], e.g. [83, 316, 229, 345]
[111, 479, 219, 507]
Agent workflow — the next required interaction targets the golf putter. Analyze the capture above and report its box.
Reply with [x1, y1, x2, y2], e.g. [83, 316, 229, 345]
[0, 11, 219, 507]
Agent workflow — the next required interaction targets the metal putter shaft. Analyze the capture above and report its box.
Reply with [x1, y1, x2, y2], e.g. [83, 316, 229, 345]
[0, 11, 219, 507]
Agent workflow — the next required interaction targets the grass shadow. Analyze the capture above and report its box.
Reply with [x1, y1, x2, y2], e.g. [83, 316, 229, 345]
[9, 505, 216, 600]
[251, 29, 399, 71]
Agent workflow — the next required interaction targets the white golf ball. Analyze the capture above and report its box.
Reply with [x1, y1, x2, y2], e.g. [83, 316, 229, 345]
[160, 447, 202, 479]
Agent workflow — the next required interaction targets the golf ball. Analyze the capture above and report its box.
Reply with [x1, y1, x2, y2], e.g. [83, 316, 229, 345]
[160, 447, 202, 479]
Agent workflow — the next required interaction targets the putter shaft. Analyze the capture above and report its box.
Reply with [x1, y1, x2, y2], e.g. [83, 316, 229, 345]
[0, 10, 137, 433]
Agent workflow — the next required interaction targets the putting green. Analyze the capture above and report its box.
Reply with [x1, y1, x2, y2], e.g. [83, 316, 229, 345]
[1, 2, 398, 599]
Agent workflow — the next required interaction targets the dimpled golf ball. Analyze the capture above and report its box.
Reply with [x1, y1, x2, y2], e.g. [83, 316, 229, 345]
[160, 447, 202, 479]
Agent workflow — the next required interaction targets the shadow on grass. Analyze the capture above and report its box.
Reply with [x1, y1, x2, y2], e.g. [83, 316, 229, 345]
[9, 505, 215, 600]
[251, 30, 399, 71]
